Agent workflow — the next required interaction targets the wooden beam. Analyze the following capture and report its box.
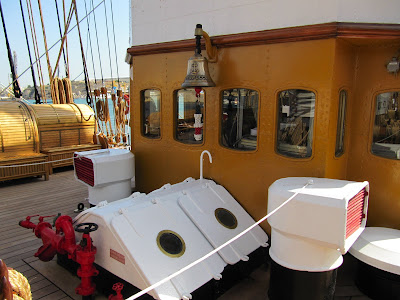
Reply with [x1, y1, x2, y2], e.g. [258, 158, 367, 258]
[127, 22, 400, 57]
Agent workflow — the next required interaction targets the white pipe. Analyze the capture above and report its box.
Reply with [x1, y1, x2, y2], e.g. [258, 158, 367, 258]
[200, 150, 212, 180]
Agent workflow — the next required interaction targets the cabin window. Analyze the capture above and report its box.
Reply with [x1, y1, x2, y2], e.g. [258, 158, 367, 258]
[335, 90, 347, 157]
[277, 89, 315, 158]
[175, 88, 204, 144]
[221, 88, 259, 151]
[141, 89, 161, 138]
[371, 91, 400, 160]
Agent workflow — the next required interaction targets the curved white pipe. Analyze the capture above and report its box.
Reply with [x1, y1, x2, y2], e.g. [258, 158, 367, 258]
[200, 150, 212, 180]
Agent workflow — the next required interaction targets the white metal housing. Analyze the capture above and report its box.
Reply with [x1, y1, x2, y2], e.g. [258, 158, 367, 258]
[74, 148, 135, 205]
[73, 178, 269, 300]
[268, 177, 369, 272]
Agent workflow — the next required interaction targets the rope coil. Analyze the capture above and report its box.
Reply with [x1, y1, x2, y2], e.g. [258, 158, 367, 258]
[8, 269, 32, 300]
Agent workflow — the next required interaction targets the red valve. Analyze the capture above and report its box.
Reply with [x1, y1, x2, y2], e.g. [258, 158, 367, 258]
[19, 214, 99, 298]
[108, 282, 124, 300]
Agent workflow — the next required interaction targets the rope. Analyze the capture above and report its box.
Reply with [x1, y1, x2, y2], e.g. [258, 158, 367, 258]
[8, 269, 32, 300]
[84, 0, 97, 85]
[127, 180, 313, 300]
[57, 77, 66, 104]
[19, 0, 41, 104]
[51, 78, 60, 104]
[62, 0, 69, 78]
[72, 0, 92, 107]
[54, 0, 68, 77]
[103, 0, 114, 90]
[37, 0, 53, 83]
[26, 0, 46, 102]
[63, 77, 73, 103]
[91, 0, 104, 85]
[0, 0, 22, 98]
[0, 0, 105, 97]
[52, 4, 74, 80]
[0, 157, 73, 169]
[109, 0, 120, 89]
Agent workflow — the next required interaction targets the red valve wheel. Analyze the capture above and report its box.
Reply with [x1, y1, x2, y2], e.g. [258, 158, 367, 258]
[112, 282, 123, 292]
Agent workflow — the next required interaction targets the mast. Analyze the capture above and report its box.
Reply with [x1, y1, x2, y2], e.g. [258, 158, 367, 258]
[0, 0, 22, 98]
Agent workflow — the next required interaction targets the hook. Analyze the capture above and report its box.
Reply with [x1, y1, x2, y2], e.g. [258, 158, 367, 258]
[200, 150, 212, 180]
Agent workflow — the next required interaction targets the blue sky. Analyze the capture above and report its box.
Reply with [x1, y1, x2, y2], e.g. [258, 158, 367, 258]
[0, 0, 130, 90]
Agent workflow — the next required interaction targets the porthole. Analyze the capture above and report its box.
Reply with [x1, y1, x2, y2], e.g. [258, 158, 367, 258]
[156, 230, 185, 257]
[215, 208, 238, 229]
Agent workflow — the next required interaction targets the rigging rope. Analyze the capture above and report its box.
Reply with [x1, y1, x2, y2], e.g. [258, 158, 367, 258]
[0, 0, 105, 98]
[109, 0, 120, 89]
[19, 0, 41, 104]
[103, 0, 114, 90]
[0, 0, 22, 98]
[72, 0, 92, 107]
[26, 0, 46, 102]
[90, 0, 104, 85]
[37, 0, 53, 83]
[52, 4, 73, 80]
[54, 0, 69, 78]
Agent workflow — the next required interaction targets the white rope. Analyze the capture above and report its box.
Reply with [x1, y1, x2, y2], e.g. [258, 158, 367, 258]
[0, 157, 73, 168]
[126, 180, 314, 300]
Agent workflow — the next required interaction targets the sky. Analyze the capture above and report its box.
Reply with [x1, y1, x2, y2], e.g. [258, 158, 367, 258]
[0, 0, 130, 91]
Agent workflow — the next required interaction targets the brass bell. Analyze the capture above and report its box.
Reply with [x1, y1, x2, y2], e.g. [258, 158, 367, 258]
[182, 24, 215, 88]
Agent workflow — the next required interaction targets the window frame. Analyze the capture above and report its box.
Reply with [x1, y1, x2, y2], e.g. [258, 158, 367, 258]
[335, 89, 347, 157]
[140, 88, 162, 139]
[275, 88, 317, 160]
[219, 87, 260, 152]
[173, 88, 206, 146]
[370, 89, 400, 160]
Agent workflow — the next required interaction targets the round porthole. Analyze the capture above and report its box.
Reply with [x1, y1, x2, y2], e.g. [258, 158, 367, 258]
[157, 230, 185, 258]
[215, 208, 238, 229]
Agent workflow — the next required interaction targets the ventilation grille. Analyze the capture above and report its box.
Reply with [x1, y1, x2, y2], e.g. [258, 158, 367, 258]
[346, 189, 366, 239]
[74, 154, 94, 186]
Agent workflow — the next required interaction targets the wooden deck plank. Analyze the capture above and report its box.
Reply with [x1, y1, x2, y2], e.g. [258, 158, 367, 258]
[30, 278, 53, 292]
[0, 168, 88, 299]
[38, 289, 71, 300]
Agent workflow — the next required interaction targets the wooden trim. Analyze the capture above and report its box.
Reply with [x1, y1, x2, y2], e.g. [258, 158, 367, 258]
[127, 22, 400, 57]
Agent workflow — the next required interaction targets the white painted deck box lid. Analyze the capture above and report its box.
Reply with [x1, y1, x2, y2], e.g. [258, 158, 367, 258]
[349, 227, 400, 275]
[178, 180, 269, 265]
[109, 194, 226, 300]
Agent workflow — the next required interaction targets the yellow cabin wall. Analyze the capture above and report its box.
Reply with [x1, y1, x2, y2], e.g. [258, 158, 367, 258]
[130, 37, 400, 232]
[324, 39, 356, 179]
[346, 42, 400, 229]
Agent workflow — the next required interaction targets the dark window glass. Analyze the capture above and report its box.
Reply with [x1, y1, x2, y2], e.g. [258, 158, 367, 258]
[221, 88, 259, 151]
[372, 91, 400, 159]
[175, 89, 204, 144]
[141, 89, 161, 138]
[335, 90, 347, 157]
[277, 89, 315, 158]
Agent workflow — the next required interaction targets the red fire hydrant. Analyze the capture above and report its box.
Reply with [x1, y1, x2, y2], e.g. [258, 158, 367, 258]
[19, 215, 99, 298]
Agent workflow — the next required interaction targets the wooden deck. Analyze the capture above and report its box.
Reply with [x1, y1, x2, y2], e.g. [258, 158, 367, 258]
[0, 167, 86, 300]
[0, 168, 372, 300]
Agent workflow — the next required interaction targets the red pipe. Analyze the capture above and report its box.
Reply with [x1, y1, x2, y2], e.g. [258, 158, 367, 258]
[19, 215, 98, 298]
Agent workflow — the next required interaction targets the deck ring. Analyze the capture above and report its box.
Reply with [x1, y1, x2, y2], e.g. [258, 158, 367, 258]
[157, 230, 186, 258]
[215, 208, 238, 229]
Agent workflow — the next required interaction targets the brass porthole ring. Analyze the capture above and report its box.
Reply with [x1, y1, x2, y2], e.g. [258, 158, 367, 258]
[215, 208, 238, 229]
[156, 230, 186, 258]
